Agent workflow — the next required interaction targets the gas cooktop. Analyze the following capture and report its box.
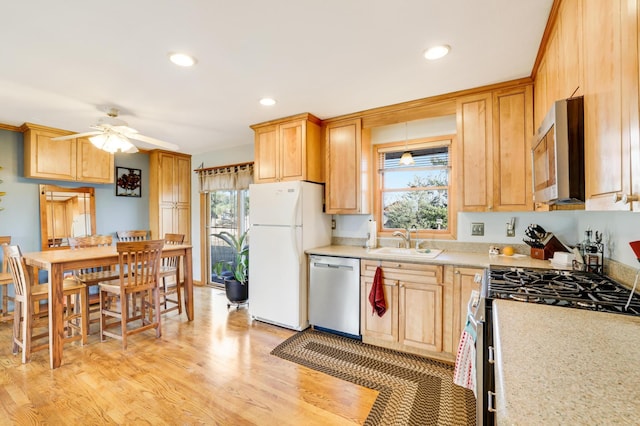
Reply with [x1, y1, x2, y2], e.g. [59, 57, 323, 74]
[488, 266, 640, 316]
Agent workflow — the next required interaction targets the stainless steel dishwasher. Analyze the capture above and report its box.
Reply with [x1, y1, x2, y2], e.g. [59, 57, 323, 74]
[309, 255, 361, 339]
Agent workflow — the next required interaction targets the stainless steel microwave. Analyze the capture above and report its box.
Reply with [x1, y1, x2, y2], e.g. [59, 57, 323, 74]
[531, 96, 585, 204]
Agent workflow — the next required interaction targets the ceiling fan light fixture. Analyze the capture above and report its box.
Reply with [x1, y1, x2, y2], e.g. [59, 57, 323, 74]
[168, 52, 197, 67]
[90, 133, 139, 154]
[423, 44, 451, 60]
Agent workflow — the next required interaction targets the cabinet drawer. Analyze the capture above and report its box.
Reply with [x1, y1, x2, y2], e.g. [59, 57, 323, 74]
[361, 259, 442, 284]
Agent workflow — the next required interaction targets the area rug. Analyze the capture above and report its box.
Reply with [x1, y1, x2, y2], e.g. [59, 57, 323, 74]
[271, 329, 475, 425]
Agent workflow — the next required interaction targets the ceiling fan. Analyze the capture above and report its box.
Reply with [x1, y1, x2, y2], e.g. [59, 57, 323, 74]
[52, 107, 179, 153]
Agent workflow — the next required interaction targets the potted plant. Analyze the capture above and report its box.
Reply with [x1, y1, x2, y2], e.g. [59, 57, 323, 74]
[212, 230, 249, 308]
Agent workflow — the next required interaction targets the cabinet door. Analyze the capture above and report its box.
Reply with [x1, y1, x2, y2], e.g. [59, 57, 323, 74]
[254, 125, 278, 183]
[361, 276, 398, 342]
[24, 129, 76, 181]
[175, 154, 191, 205]
[399, 281, 443, 352]
[452, 267, 483, 351]
[325, 118, 366, 214]
[158, 152, 177, 204]
[492, 85, 533, 211]
[76, 138, 114, 183]
[457, 93, 493, 211]
[279, 120, 305, 181]
[583, 0, 627, 210]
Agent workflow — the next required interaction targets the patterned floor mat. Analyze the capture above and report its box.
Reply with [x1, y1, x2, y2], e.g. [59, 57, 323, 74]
[271, 329, 476, 425]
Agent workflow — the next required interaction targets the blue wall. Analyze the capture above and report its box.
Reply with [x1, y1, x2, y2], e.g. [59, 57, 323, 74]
[0, 128, 150, 252]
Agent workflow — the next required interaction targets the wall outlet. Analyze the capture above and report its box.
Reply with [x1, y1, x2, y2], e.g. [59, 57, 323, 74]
[471, 222, 484, 236]
[331, 219, 336, 230]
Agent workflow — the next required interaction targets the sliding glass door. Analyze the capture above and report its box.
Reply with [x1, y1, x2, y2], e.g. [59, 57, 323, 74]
[205, 189, 250, 287]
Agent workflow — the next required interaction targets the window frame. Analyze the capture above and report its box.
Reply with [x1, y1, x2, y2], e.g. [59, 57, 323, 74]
[373, 134, 457, 241]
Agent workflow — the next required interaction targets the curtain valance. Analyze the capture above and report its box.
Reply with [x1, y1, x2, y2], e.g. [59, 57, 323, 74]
[196, 162, 254, 192]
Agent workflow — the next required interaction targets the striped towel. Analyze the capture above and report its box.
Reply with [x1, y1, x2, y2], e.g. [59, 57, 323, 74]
[453, 319, 477, 398]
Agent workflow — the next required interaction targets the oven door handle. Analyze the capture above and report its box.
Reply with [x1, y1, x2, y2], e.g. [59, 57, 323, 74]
[466, 290, 481, 328]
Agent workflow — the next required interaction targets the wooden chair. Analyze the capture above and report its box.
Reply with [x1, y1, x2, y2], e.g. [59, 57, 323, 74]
[68, 235, 119, 330]
[99, 240, 163, 349]
[7, 245, 87, 363]
[159, 233, 185, 315]
[0, 237, 15, 322]
[116, 230, 148, 242]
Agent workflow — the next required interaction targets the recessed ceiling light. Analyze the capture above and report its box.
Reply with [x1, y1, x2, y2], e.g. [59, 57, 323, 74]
[423, 45, 451, 60]
[169, 52, 197, 67]
[259, 97, 276, 106]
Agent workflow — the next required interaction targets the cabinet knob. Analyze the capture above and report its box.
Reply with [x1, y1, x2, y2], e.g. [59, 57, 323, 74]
[622, 194, 638, 204]
[454, 270, 460, 275]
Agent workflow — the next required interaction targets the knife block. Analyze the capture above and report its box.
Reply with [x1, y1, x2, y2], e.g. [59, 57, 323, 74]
[530, 235, 569, 260]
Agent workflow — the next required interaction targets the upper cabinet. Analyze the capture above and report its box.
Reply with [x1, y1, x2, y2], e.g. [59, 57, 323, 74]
[324, 118, 371, 214]
[457, 85, 533, 212]
[22, 123, 114, 184]
[534, 0, 640, 211]
[251, 113, 323, 184]
[149, 150, 192, 243]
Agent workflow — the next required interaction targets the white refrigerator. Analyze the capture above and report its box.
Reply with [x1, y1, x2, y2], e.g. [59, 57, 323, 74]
[249, 181, 332, 330]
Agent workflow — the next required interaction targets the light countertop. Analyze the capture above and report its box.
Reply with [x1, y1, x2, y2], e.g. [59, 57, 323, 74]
[492, 299, 640, 424]
[306, 245, 557, 269]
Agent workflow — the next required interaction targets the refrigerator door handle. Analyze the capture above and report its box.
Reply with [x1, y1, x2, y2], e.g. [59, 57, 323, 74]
[291, 186, 302, 265]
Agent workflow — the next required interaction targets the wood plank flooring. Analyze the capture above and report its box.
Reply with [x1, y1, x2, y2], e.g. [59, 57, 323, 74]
[0, 287, 377, 425]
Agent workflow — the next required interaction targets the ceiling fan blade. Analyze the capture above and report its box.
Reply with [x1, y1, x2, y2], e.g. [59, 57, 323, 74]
[51, 131, 102, 141]
[128, 133, 180, 151]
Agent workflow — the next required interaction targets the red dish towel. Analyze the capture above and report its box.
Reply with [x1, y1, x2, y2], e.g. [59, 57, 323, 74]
[368, 266, 386, 317]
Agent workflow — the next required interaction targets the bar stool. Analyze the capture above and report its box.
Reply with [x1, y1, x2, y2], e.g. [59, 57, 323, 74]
[159, 233, 185, 314]
[0, 237, 15, 322]
[99, 240, 163, 349]
[116, 230, 149, 242]
[7, 245, 87, 363]
[68, 236, 119, 331]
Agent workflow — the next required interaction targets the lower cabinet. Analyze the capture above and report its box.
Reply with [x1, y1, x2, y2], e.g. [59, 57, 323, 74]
[360, 260, 446, 358]
[449, 266, 484, 352]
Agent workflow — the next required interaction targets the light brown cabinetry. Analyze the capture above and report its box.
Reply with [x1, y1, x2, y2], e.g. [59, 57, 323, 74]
[450, 266, 483, 352]
[324, 118, 371, 214]
[535, 0, 640, 211]
[457, 85, 533, 212]
[457, 93, 493, 212]
[149, 150, 191, 243]
[251, 113, 323, 183]
[22, 123, 114, 183]
[360, 260, 446, 357]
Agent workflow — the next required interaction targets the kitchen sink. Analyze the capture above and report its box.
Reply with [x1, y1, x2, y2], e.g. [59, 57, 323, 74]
[369, 247, 443, 259]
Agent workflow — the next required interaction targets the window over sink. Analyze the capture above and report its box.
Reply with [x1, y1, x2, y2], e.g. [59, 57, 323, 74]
[374, 135, 455, 240]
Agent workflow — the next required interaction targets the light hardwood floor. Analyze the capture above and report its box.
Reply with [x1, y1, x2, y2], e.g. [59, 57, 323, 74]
[0, 286, 376, 425]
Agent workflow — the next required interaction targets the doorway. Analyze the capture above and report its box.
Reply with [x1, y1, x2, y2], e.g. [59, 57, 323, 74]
[205, 189, 250, 288]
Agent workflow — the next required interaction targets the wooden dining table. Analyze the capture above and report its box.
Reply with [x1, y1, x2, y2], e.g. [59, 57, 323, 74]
[21, 243, 193, 369]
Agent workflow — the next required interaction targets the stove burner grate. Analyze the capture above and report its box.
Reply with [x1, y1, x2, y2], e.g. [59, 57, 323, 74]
[488, 266, 640, 316]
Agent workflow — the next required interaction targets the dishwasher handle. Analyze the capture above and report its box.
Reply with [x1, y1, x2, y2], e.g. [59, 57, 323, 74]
[311, 262, 354, 271]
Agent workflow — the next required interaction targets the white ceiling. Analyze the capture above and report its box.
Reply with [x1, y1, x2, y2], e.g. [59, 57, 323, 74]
[1, 0, 553, 155]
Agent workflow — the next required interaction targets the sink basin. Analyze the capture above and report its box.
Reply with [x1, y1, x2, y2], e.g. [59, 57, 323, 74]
[369, 247, 443, 259]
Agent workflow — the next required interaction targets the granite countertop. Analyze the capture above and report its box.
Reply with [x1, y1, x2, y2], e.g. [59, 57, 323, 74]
[306, 244, 557, 269]
[492, 299, 640, 424]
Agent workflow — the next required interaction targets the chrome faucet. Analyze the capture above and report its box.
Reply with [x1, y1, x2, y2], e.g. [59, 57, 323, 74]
[392, 228, 412, 249]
